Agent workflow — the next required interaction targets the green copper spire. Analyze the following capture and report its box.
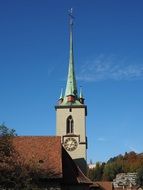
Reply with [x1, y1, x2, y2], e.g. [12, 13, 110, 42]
[65, 8, 77, 98]
[57, 9, 85, 106]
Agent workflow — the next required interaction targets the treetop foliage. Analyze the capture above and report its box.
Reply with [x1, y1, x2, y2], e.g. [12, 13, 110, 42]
[0, 123, 17, 137]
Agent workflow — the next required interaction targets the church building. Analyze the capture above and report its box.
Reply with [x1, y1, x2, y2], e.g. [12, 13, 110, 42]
[55, 10, 88, 175]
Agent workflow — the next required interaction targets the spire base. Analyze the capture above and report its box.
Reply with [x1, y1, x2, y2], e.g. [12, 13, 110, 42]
[67, 95, 75, 102]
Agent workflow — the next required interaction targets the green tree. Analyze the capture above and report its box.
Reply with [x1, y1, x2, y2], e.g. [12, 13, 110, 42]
[0, 123, 17, 137]
[0, 124, 60, 189]
[0, 124, 32, 189]
[136, 166, 143, 187]
[0, 124, 22, 188]
[88, 162, 105, 181]
[103, 161, 123, 181]
[103, 163, 115, 181]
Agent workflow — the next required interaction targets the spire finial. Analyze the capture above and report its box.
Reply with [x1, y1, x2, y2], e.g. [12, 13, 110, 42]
[68, 8, 74, 26]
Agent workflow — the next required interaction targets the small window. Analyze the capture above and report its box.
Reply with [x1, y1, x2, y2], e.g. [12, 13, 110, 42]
[66, 115, 74, 134]
[39, 160, 44, 164]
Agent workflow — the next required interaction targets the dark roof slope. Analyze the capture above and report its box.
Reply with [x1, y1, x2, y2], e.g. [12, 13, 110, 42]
[96, 182, 113, 190]
[62, 147, 92, 185]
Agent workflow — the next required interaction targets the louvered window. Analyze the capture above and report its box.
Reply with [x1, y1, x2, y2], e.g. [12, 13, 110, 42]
[66, 115, 74, 134]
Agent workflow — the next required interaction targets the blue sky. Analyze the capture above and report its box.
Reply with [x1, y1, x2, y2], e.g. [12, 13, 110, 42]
[0, 0, 143, 163]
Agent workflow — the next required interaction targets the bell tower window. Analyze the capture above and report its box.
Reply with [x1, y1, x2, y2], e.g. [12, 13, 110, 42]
[66, 115, 74, 134]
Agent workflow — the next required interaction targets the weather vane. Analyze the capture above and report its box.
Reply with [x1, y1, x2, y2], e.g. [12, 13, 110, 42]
[68, 8, 74, 26]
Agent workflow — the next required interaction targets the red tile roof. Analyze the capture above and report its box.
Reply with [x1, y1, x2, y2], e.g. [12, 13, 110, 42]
[12, 136, 62, 178]
[12, 136, 92, 185]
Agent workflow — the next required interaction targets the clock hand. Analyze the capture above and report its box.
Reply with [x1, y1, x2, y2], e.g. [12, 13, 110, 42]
[70, 142, 74, 147]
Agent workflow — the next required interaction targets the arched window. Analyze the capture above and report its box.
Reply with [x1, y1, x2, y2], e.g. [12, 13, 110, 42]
[66, 115, 74, 134]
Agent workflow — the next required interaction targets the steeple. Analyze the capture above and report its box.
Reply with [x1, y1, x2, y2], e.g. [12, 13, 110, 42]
[57, 9, 85, 106]
[65, 8, 77, 98]
[55, 10, 87, 175]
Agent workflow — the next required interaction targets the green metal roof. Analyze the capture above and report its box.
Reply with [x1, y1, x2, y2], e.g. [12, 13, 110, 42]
[58, 10, 85, 106]
[64, 22, 77, 98]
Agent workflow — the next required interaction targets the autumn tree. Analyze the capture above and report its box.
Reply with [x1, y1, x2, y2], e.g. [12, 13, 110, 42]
[88, 152, 143, 181]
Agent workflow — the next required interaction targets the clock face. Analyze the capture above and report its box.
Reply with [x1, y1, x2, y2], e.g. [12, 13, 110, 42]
[64, 137, 78, 151]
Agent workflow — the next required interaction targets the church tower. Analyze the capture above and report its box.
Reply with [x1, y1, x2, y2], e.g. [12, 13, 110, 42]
[55, 10, 87, 175]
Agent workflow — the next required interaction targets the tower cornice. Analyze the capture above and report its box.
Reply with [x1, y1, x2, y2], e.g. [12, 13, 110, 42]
[55, 105, 87, 116]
